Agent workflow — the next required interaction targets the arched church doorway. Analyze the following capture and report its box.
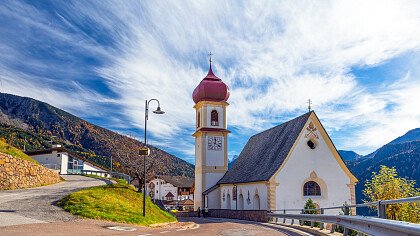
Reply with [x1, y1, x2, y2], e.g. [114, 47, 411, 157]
[238, 194, 244, 210]
[226, 194, 231, 209]
[253, 194, 260, 210]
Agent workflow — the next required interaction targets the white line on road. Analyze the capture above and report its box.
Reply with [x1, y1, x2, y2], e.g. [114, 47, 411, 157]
[190, 224, 200, 230]
[176, 228, 187, 231]
[138, 234, 152, 236]
[159, 231, 171, 234]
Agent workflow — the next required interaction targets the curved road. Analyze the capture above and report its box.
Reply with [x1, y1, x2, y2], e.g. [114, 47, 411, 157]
[0, 175, 109, 227]
[0, 176, 313, 235]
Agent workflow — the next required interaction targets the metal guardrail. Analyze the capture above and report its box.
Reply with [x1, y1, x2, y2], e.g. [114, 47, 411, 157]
[269, 196, 420, 236]
[268, 213, 420, 236]
[81, 170, 131, 183]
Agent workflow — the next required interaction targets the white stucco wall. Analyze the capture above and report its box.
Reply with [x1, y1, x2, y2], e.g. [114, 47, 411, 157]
[274, 117, 353, 214]
[220, 183, 268, 210]
[30, 151, 68, 174]
[206, 136, 225, 166]
[150, 178, 178, 200]
[205, 173, 225, 190]
[206, 187, 220, 209]
[205, 105, 224, 129]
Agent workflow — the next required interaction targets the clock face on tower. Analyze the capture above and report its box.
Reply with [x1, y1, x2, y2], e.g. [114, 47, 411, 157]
[208, 136, 222, 151]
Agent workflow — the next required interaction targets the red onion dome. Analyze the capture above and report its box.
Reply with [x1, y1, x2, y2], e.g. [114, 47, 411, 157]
[192, 64, 230, 104]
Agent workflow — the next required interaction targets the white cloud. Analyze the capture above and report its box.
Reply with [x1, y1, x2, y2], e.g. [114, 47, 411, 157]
[1, 0, 420, 157]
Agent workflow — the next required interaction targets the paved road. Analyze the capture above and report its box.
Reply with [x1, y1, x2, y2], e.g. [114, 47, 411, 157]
[0, 217, 315, 236]
[0, 175, 109, 227]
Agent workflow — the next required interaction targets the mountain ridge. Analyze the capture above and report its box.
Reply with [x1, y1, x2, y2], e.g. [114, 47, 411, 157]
[0, 93, 194, 182]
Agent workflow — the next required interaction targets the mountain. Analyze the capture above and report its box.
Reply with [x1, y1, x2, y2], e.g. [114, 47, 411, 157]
[0, 93, 194, 182]
[228, 155, 238, 170]
[345, 128, 420, 215]
[389, 128, 420, 145]
[338, 150, 363, 161]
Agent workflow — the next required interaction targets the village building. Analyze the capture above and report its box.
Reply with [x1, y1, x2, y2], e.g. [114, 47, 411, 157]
[148, 175, 194, 201]
[26, 144, 107, 175]
[192, 60, 358, 214]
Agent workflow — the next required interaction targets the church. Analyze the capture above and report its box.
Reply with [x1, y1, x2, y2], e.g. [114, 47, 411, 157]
[192, 60, 358, 214]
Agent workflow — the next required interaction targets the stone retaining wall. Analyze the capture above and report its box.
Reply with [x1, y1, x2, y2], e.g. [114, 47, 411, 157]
[175, 209, 269, 222]
[0, 153, 61, 190]
[208, 209, 268, 222]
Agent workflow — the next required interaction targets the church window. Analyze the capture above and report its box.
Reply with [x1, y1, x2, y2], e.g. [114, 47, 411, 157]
[211, 110, 219, 126]
[197, 112, 201, 128]
[307, 139, 316, 149]
[303, 181, 321, 196]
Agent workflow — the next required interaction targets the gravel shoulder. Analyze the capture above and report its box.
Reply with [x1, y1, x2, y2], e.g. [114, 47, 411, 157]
[0, 175, 109, 226]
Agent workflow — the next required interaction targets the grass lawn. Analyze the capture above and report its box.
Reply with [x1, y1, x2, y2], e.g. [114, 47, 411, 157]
[58, 180, 177, 226]
[0, 140, 39, 164]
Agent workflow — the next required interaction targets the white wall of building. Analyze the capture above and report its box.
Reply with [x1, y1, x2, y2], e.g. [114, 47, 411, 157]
[274, 117, 353, 214]
[205, 105, 224, 129]
[205, 136, 225, 166]
[150, 178, 178, 200]
[31, 151, 68, 174]
[220, 183, 268, 210]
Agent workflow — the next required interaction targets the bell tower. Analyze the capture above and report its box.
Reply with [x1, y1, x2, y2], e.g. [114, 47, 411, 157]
[192, 58, 230, 210]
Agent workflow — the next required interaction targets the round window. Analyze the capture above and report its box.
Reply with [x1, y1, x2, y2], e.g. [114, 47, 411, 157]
[307, 140, 316, 149]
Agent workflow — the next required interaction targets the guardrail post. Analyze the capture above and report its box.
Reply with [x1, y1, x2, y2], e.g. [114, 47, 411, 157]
[378, 201, 386, 219]
[299, 210, 304, 226]
[319, 208, 324, 230]
[330, 224, 335, 233]
[291, 219, 294, 225]
[343, 205, 350, 236]
[283, 210, 286, 224]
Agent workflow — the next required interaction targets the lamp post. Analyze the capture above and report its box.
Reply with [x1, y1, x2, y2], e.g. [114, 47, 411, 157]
[143, 99, 165, 217]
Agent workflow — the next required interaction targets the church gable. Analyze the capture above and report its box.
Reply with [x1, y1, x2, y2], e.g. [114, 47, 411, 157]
[270, 112, 358, 184]
[217, 112, 311, 184]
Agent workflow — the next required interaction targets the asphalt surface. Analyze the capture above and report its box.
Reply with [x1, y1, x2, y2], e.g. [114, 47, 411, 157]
[0, 175, 109, 227]
[0, 217, 315, 236]
[0, 176, 313, 235]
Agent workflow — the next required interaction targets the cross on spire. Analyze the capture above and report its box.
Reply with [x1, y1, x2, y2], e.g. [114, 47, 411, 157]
[208, 51, 213, 66]
[307, 99, 312, 112]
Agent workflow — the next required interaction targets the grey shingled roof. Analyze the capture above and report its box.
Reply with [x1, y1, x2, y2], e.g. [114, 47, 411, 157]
[217, 112, 311, 184]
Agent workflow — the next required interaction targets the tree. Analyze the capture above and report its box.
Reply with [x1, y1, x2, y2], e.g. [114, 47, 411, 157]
[363, 165, 419, 223]
[303, 198, 319, 227]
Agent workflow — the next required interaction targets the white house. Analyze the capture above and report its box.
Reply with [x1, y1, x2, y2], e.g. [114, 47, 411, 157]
[192, 60, 358, 214]
[26, 145, 108, 175]
[148, 175, 194, 201]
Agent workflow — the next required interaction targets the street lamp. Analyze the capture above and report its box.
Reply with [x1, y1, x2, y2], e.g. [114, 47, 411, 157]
[143, 99, 165, 217]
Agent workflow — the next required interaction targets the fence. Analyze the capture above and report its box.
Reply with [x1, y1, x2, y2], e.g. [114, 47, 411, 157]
[81, 170, 131, 183]
[268, 196, 420, 236]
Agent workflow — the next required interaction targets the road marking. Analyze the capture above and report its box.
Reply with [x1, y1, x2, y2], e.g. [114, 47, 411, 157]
[107, 226, 137, 231]
[138, 234, 152, 236]
[0, 193, 19, 198]
[190, 224, 200, 230]
[159, 231, 171, 234]
[176, 228, 187, 231]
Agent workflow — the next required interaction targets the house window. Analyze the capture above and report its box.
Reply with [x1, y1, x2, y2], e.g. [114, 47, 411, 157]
[211, 110, 219, 126]
[303, 181, 321, 196]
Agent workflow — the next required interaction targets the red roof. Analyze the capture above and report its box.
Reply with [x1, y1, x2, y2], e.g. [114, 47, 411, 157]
[192, 64, 230, 104]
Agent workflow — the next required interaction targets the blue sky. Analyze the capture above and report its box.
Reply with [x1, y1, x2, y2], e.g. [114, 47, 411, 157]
[1, 1, 420, 164]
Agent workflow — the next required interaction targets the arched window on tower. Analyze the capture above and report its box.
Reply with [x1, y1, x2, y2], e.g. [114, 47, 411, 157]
[211, 110, 219, 126]
[303, 181, 321, 196]
[197, 112, 201, 128]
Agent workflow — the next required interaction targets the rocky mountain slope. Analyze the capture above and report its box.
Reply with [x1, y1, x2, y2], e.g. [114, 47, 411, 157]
[344, 128, 420, 211]
[0, 93, 194, 183]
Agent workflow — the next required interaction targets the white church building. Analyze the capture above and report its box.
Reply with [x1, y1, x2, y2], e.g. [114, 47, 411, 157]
[192, 60, 358, 214]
